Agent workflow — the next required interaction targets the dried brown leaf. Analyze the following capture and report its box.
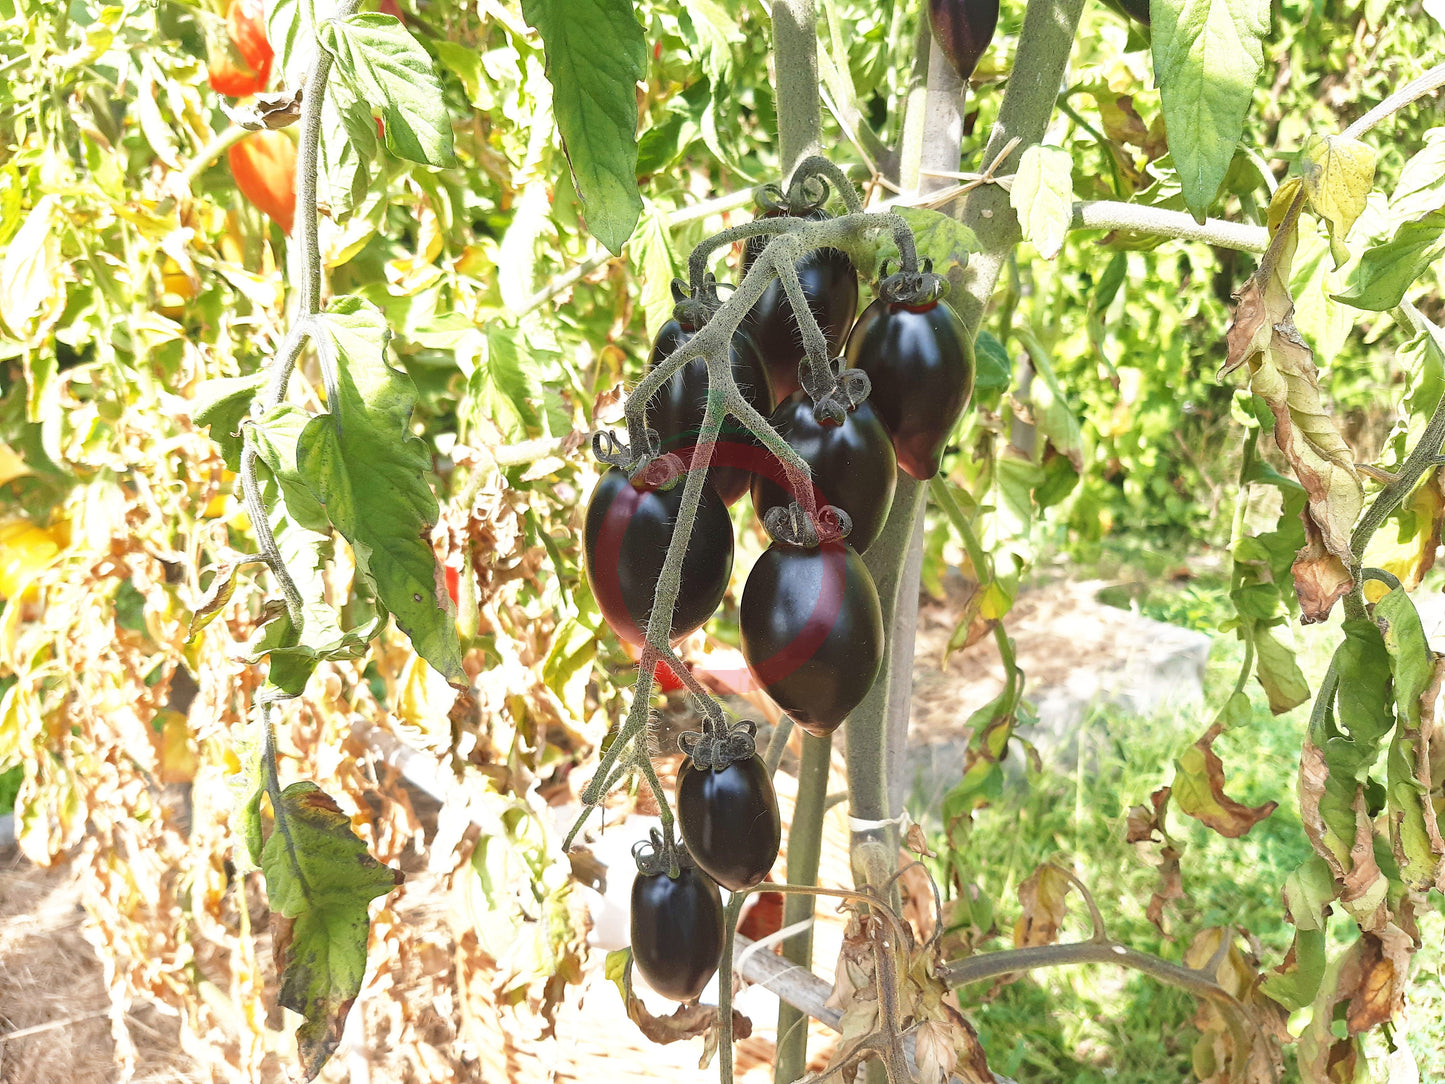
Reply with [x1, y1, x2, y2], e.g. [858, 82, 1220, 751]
[1145, 845, 1185, 935]
[1223, 180, 1362, 623]
[1341, 925, 1413, 1034]
[1126, 786, 1171, 843]
[1013, 864, 1072, 948]
[625, 997, 751, 1047]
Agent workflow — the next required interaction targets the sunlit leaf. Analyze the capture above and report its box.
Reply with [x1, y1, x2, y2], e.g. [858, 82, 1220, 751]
[320, 13, 455, 168]
[1300, 134, 1376, 267]
[296, 298, 465, 685]
[521, 0, 646, 254]
[1332, 212, 1445, 312]
[1009, 145, 1074, 260]
[1151, 0, 1268, 220]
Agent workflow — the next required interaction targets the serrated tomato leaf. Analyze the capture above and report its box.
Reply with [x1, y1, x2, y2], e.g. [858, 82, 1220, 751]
[263, 781, 403, 1081]
[295, 298, 465, 685]
[320, 13, 455, 169]
[1152, 0, 1268, 220]
[1332, 212, 1445, 312]
[521, 0, 645, 254]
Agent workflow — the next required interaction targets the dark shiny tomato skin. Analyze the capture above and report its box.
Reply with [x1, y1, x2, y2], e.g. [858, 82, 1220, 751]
[648, 320, 774, 506]
[742, 214, 858, 400]
[630, 866, 724, 1002]
[739, 542, 884, 736]
[844, 298, 975, 481]
[677, 754, 781, 892]
[751, 393, 897, 554]
[584, 468, 733, 646]
[1115, 0, 1151, 24]
[928, 0, 1000, 83]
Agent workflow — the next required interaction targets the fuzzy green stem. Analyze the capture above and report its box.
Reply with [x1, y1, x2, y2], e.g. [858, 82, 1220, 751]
[774, 732, 832, 1084]
[772, 0, 821, 175]
[718, 891, 747, 1084]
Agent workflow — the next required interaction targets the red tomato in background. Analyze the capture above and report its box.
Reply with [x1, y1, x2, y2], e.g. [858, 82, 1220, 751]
[377, 0, 404, 17]
[207, 0, 272, 97]
[228, 130, 296, 235]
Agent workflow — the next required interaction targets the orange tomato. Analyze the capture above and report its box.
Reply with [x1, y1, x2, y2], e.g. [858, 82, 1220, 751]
[228, 130, 296, 235]
[206, 0, 272, 97]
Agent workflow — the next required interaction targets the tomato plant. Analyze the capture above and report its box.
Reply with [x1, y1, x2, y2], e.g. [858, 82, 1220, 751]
[629, 839, 725, 1003]
[844, 278, 975, 481]
[583, 466, 733, 645]
[227, 129, 296, 235]
[738, 540, 885, 736]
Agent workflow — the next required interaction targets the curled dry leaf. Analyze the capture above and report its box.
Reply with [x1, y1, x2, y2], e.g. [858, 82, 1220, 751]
[1172, 726, 1279, 838]
[1223, 180, 1363, 622]
[624, 995, 752, 1047]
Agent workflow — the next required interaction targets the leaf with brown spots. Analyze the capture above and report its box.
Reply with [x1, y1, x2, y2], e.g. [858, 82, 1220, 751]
[262, 781, 404, 1081]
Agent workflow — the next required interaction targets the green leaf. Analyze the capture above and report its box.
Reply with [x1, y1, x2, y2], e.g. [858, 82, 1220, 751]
[681, 0, 741, 85]
[1331, 212, 1445, 312]
[1260, 927, 1327, 1009]
[1151, 0, 1268, 220]
[1281, 854, 1337, 931]
[1009, 145, 1074, 259]
[319, 13, 455, 169]
[604, 947, 632, 1002]
[253, 404, 331, 533]
[1333, 618, 1394, 751]
[1388, 127, 1445, 224]
[318, 86, 378, 218]
[521, 0, 646, 254]
[1253, 624, 1310, 713]
[464, 323, 549, 442]
[190, 371, 267, 470]
[296, 298, 465, 685]
[893, 207, 979, 285]
[262, 781, 402, 1080]
[972, 329, 1011, 407]
[228, 708, 268, 869]
[628, 200, 680, 344]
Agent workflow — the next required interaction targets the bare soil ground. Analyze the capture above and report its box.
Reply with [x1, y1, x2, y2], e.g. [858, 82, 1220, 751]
[0, 576, 1185, 1082]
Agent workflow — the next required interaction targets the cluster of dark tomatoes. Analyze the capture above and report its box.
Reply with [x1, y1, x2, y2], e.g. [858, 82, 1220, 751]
[581, 189, 977, 1002]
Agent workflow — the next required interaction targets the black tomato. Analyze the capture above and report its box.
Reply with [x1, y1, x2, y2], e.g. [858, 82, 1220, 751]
[1114, 0, 1151, 25]
[647, 318, 774, 506]
[677, 753, 781, 892]
[844, 297, 975, 481]
[630, 865, 724, 1001]
[739, 542, 884, 736]
[741, 211, 858, 400]
[583, 468, 733, 646]
[928, 0, 1000, 84]
[750, 392, 897, 554]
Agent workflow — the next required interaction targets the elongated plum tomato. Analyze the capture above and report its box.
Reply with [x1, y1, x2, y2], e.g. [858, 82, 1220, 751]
[844, 297, 974, 481]
[928, 0, 1000, 83]
[584, 467, 733, 646]
[228, 130, 296, 235]
[677, 753, 781, 892]
[207, 0, 272, 97]
[741, 211, 858, 400]
[739, 542, 884, 736]
[630, 866, 724, 1001]
[750, 392, 896, 554]
[647, 319, 773, 506]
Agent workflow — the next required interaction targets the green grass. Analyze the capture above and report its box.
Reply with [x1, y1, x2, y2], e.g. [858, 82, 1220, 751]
[909, 551, 1386, 1083]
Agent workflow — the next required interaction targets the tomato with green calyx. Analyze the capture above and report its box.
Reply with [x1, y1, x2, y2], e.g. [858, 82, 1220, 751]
[583, 466, 733, 647]
[630, 839, 724, 1002]
[677, 722, 780, 892]
[928, 0, 999, 84]
[646, 316, 773, 506]
[228, 130, 296, 235]
[844, 284, 974, 481]
[739, 541, 884, 736]
[751, 392, 896, 554]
